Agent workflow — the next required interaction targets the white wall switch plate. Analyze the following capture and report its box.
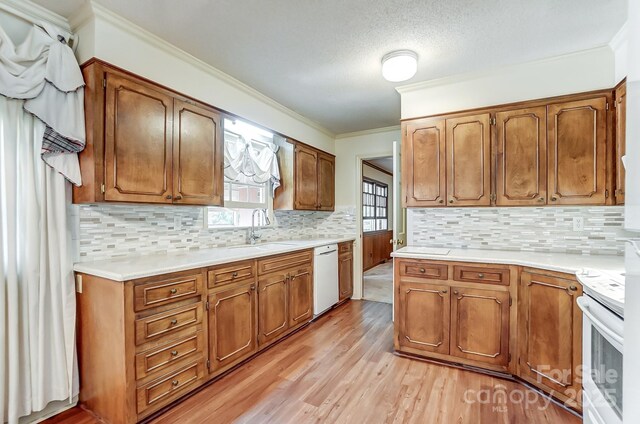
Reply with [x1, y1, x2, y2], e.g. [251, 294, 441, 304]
[573, 217, 584, 231]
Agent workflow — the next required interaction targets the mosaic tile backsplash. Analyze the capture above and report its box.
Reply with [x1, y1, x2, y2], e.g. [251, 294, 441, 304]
[408, 206, 629, 256]
[73, 205, 356, 262]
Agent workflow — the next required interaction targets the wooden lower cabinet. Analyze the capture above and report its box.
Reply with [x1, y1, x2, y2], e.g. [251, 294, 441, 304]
[338, 242, 354, 301]
[450, 287, 510, 368]
[288, 266, 313, 326]
[394, 258, 583, 412]
[518, 270, 583, 409]
[258, 272, 290, 346]
[397, 280, 450, 355]
[208, 281, 257, 373]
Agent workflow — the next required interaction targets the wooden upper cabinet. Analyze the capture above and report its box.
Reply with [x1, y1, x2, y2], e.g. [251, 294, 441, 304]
[104, 72, 173, 203]
[450, 287, 510, 369]
[495, 107, 547, 206]
[294, 145, 319, 210]
[75, 60, 226, 205]
[317, 153, 335, 211]
[172, 100, 223, 206]
[445, 113, 491, 206]
[519, 271, 582, 408]
[275, 141, 335, 211]
[547, 97, 608, 205]
[615, 81, 626, 204]
[402, 118, 446, 207]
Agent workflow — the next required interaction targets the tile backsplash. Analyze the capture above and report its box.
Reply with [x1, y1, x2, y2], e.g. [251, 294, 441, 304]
[73, 204, 356, 262]
[408, 206, 630, 256]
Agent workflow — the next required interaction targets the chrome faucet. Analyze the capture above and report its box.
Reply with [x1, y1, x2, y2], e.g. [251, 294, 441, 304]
[248, 208, 270, 245]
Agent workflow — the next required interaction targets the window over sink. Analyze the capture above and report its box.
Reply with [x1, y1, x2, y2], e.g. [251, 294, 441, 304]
[207, 118, 281, 229]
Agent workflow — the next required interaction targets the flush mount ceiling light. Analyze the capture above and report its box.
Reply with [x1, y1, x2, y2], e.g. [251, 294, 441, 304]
[381, 50, 418, 82]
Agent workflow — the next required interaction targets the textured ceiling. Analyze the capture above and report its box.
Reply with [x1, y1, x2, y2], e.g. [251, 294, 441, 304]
[34, 0, 627, 134]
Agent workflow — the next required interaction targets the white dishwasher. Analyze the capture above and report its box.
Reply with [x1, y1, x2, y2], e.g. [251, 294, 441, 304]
[313, 244, 339, 317]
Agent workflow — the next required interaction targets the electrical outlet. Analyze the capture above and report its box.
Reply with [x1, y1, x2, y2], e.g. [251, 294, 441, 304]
[573, 217, 584, 231]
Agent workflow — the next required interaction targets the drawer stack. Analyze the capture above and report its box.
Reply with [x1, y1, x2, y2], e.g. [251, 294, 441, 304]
[132, 271, 207, 417]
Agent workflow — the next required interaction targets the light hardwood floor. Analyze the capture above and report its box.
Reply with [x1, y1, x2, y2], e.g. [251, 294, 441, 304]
[46, 301, 580, 424]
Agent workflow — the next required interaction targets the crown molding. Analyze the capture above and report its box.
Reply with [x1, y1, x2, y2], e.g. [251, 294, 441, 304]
[335, 125, 401, 140]
[0, 0, 71, 32]
[80, 1, 335, 139]
[395, 46, 613, 95]
[609, 21, 628, 52]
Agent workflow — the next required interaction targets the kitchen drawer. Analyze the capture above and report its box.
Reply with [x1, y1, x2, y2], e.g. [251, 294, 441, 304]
[135, 331, 205, 380]
[135, 303, 203, 346]
[258, 250, 312, 275]
[338, 242, 353, 255]
[208, 260, 256, 288]
[452, 265, 510, 286]
[136, 360, 205, 415]
[134, 271, 204, 312]
[398, 260, 448, 280]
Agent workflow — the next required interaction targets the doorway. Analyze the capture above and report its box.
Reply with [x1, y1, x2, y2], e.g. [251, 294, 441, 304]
[361, 157, 394, 303]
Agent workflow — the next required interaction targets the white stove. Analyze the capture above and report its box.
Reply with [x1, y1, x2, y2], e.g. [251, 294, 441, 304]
[577, 268, 625, 318]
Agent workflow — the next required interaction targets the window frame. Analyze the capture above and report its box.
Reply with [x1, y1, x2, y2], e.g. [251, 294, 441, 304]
[362, 177, 389, 233]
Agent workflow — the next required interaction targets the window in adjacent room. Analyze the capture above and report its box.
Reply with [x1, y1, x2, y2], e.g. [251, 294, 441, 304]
[362, 179, 388, 232]
[207, 118, 282, 229]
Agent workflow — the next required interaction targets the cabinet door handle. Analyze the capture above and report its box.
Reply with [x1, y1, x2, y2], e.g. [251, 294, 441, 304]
[170, 319, 178, 326]
[174, 195, 182, 200]
[438, 199, 444, 204]
[166, 195, 173, 200]
[170, 288, 178, 295]
[449, 200, 454, 204]
[453, 290, 459, 295]
[291, 274, 297, 281]
[569, 285, 578, 292]
[250, 285, 256, 291]
[170, 350, 178, 357]
[550, 196, 557, 201]
[538, 197, 545, 202]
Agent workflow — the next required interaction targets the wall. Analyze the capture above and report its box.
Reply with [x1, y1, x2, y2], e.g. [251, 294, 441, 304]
[408, 206, 629, 256]
[397, 47, 616, 120]
[72, 205, 356, 262]
[363, 163, 393, 229]
[70, 1, 335, 153]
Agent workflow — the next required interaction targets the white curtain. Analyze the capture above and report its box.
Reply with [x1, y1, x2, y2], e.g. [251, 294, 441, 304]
[224, 132, 281, 194]
[0, 59, 78, 424]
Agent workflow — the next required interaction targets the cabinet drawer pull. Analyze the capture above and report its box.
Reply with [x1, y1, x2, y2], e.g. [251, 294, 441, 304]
[231, 272, 238, 278]
[419, 268, 426, 273]
[569, 285, 578, 292]
[170, 288, 178, 295]
[477, 273, 484, 279]
[170, 350, 178, 357]
[170, 319, 178, 326]
[172, 380, 179, 387]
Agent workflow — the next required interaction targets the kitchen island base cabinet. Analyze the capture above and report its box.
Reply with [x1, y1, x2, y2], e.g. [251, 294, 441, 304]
[518, 270, 583, 410]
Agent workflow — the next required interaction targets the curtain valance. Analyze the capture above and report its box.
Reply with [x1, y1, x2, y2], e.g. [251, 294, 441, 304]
[0, 22, 85, 185]
[224, 133, 281, 195]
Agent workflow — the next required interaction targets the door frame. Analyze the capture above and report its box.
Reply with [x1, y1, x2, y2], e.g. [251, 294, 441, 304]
[354, 150, 399, 306]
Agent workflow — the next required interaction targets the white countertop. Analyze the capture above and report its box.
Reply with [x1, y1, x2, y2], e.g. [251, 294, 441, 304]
[392, 246, 625, 275]
[74, 237, 356, 281]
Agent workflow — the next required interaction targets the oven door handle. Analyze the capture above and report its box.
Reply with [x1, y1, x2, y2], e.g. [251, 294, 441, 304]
[577, 296, 624, 347]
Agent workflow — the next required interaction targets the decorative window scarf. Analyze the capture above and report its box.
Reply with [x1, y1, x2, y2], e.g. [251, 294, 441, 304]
[0, 22, 85, 185]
